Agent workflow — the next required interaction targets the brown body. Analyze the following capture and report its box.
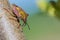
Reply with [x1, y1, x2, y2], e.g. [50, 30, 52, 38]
[12, 4, 30, 30]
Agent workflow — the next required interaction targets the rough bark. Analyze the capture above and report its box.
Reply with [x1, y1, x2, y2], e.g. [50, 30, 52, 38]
[0, 0, 25, 40]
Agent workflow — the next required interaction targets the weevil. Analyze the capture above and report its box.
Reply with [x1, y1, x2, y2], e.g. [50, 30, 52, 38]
[12, 4, 30, 30]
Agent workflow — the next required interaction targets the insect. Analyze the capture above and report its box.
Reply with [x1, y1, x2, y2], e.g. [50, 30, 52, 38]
[12, 4, 30, 30]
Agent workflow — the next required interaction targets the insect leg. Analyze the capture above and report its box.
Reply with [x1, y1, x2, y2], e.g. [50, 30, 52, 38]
[26, 22, 30, 30]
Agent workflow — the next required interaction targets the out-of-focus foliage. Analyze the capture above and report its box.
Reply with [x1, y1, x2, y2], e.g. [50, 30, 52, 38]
[36, 0, 60, 19]
[36, 0, 48, 12]
[36, 0, 55, 16]
[50, 0, 60, 19]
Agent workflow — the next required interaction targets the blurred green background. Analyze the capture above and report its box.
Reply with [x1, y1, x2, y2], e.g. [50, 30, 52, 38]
[9, 0, 60, 40]
[23, 13, 60, 40]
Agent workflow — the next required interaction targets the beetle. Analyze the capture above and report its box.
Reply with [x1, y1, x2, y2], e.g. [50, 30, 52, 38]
[12, 4, 30, 30]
